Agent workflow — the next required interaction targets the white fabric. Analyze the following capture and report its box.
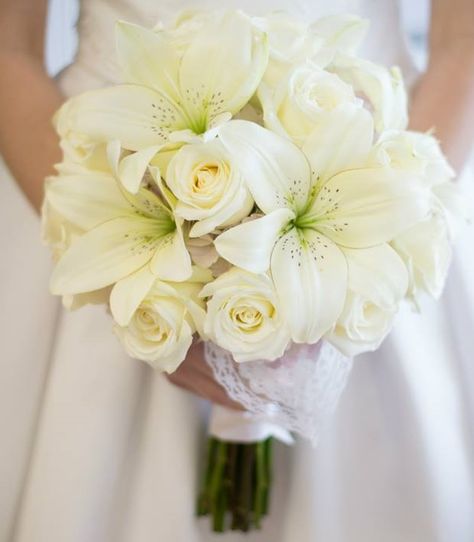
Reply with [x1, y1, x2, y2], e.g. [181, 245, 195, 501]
[1, 1, 474, 542]
[208, 405, 294, 444]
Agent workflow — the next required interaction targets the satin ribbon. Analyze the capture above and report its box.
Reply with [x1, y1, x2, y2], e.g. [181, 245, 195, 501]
[208, 404, 294, 445]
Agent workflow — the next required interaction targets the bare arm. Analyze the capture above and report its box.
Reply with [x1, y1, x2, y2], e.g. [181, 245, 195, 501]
[409, 0, 474, 171]
[0, 0, 63, 211]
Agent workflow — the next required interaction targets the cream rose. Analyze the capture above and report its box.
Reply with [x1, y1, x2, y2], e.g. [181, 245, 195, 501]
[114, 276, 207, 372]
[166, 139, 253, 237]
[329, 54, 408, 132]
[42, 190, 80, 262]
[260, 13, 368, 88]
[368, 130, 464, 244]
[328, 292, 398, 357]
[368, 130, 455, 186]
[262, 63, 360, 145]
[326, 244, 408, 356]
[391, 214, 452, 305]
[201, 269, 290, 362]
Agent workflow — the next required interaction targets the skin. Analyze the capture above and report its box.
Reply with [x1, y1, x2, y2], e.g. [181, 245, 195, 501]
[0, 0, 473, 408]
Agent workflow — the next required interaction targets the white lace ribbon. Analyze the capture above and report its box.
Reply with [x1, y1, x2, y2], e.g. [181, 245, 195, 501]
[204, 341, 353, 446]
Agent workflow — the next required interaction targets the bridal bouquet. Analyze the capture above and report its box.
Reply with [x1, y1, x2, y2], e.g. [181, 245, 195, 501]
[42, 9, 462, 532]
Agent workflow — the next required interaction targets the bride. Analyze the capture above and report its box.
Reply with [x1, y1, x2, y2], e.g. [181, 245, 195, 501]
[0, 0, 473, 541]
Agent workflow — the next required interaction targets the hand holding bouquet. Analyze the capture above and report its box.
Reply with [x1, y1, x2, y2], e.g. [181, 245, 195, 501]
[43, 9, 463, 532]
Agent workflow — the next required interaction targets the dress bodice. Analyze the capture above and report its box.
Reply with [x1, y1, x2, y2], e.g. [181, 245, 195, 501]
[59, 0, 417, 96]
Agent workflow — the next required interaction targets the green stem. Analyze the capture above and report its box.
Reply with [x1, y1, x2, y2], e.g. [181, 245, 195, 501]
[197, 438, 275, 533]
[263, 438, 273, 515]
[210, 440, 227, 532]
[197, 437, 217, 516]
[253, 440, 268, 528]
[236, 444, 255, 532]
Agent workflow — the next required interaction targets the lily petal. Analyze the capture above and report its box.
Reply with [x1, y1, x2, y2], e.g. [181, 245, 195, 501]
[106, 139, 122, 176]
[116, 21, 181, 102]
[219, 120, 311, 213]
[117, 145, 162, 193]
[148, 166, 178, 209]
[214, 208, 295, 273]
[342, 244, 408, 305]
[271, 228, 347, 343]
[110, 265, 157, 326]
[302, 105, 374, 182]
[149, 225, 192, 281]
[179, 11, 268, 129]
[307, 168, 429, 248]
[58, 85, 186, 150]
[46, 173, 131, 230]
[310, 15, 368, 55]
[50, 216, 166, 295]
[120, 186, 171, 220]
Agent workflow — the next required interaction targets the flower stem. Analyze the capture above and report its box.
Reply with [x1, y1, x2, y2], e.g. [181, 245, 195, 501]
[253, 440, 268, 528]
[197, 437, 274, 533]
[197, 437, 217, 516]
[263, 437, 273, 515]
[210, 440, 227, 532]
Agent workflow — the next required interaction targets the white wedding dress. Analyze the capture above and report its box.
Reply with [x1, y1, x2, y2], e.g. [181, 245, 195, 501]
[1, 0, 474, 541]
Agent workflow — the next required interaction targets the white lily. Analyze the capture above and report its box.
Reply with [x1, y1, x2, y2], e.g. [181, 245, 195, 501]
[48, 173, 192, 312]
[55, 12, 268, 194]
[215, 117, 429, 343]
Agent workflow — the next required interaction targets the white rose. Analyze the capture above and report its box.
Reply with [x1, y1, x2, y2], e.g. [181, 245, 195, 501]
[42, 188, 81, 261]
[326, 244, 408, 356]
[368, 130, 455, 186]
[368, 130, 465, 242]
[329, 292, 398, 357]
[432, 180, 470, 238]
[201, 268, 290, 362]
[259, 12, 321, 88]
[391, 214, 452, 305]
[309, 14, 368, 57]
[260, 13, 368, 88]
[166, 10, 214, 51]
[261, 63, 360, 145]
[114, 276, 207, 372]
[165, 139, 253, 237]
[53, 102, 110, 172]
[329, 54, 408, 132]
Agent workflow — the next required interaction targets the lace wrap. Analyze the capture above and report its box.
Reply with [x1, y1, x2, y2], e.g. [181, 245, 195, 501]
[204, 340, 352, 445]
